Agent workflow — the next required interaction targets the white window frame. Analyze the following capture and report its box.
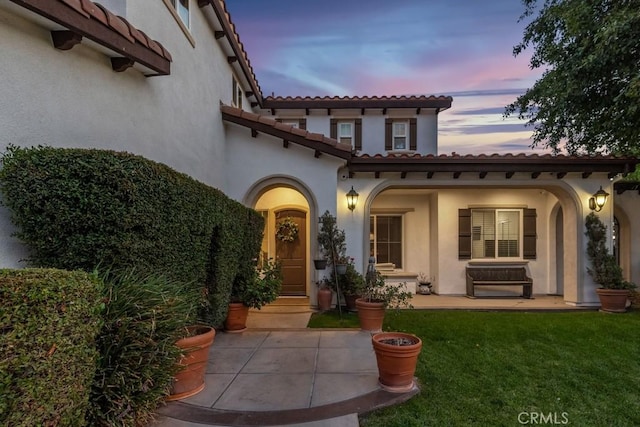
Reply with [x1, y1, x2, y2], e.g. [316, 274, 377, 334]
[471, 209, 523, 260]
[392, 122, 408, 150]
[338, 122, 354, 145]
[232, 77, 243, 109]
[171, 0, 190, 29]
[370, 214, 403, 269]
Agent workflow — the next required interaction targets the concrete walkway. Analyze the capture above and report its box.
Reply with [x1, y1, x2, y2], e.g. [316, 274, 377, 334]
[151, 330, 417, 427]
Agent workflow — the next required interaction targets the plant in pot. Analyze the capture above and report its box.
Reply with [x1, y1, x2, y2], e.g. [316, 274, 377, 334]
[355, 263, 413, 333]
[416, 272, 434, 295]
[316, 278, 333, 311]
[225, 259, 283, 332]
[317, 210, 350, 314]
[585, 212, 636, 313]
[330, 257, 365, 311]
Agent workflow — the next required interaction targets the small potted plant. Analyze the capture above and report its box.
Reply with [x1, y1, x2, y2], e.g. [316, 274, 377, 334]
[585, 212, 636, 312]
[417, 272, 433, 295]
[355, 265, 413, 332]
[225, 259, 282, 331]
[330, 257, 365, 311]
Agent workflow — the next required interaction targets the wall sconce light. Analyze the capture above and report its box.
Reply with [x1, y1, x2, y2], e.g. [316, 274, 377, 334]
[346, 186, 359, 211]
[588, 186, 609, 212]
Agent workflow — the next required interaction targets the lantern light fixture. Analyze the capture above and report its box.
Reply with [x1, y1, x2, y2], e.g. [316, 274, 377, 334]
[588, 186, 609, 212]
[346, 186, 359, 211]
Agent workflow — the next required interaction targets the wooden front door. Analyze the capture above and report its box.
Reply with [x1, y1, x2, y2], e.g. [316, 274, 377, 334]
[275, 209, 307, 296]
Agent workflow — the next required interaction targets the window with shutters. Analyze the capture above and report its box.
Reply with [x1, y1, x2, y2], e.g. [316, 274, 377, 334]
[385, 118, 417, 151]
[330, 119, 361, 149]
[471, 209, 521, 259]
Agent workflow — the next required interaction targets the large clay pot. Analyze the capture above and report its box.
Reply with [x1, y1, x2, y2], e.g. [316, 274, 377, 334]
[167, 325, 216, 401]
[317, 287, 333, 311]
[224, 302, 249, 332]
[355, 298, 385, 332]
[372, 332, 422, 393]
[596, 288, 630, 313]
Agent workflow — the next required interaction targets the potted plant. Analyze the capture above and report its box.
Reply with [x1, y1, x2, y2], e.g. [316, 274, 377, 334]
[316, 278, 333, 311]
[371, 331, 422, 392]
[330, 257, 365, 311]
[225, 259, 282, 331]
[355, 263, 413, 332]
[585, 212, 636, 312]
[417, 272, 433, 295]
[168, 324, 216, 400]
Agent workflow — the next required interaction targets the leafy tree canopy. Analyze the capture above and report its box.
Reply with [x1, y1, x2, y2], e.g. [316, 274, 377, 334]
[505, 0, 640, 156]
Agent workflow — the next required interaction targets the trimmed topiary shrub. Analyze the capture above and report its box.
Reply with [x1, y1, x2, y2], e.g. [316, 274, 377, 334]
[0, 145, 264, 327]
[0, 268, 103, 427]
[87, 269, 198, 427]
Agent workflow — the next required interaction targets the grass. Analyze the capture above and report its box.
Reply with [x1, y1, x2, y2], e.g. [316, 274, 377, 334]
[308, 309, 360, 328]
[312, 309, 640, 426]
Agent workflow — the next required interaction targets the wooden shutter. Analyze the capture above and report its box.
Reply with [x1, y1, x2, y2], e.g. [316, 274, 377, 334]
[409, 118, 417, 151]
[523, 208, 537, 259]
[458, 209, 472, 260]
[354, 119, 362, 151]
[385, 118, 392, 151]
[330, 119, 337, 139]
[299, 118, 307, 130]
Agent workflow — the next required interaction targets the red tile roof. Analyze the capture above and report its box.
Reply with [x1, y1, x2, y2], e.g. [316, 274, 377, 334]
[10, 0, 171, 75]
[220, 105, 352, 160]
[262, 95, 453, 111]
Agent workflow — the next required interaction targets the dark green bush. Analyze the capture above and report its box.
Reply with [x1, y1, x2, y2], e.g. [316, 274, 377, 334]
[0, 268, 103, 427]
[0, 145, 264, 327]
[87, 270, 198, 427]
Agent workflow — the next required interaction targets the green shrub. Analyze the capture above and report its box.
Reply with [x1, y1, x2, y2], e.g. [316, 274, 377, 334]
[0, 145, 264, 327]
[87, 269, 198, 427]
[0, 268, 103, 426]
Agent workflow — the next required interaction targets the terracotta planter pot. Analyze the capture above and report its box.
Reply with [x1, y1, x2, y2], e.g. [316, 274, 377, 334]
[317, 287, 333, 311]
[596, 288, 630, 313]
[167, 325, 216, 401]
[224, 302, 249, 332]
[355, 298, 385, 332]
[372, 332, 422, 393]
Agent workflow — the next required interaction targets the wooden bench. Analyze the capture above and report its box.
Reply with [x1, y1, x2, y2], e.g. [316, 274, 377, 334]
[466, 267, 533, 298]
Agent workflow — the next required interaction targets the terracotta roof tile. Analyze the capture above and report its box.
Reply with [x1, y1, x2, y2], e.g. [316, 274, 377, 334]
[95, 4, 134, 43]
[266, 95, 453, 102]
[262, 95, 453, 110]
[60, 0, 89, 17]
[220, 104, 351, 159]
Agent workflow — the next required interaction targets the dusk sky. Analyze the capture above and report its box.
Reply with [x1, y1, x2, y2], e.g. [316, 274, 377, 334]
[225, 0, 551, 155]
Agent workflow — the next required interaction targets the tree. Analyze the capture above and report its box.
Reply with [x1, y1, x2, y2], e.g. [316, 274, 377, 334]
[505, 0, 640, 155]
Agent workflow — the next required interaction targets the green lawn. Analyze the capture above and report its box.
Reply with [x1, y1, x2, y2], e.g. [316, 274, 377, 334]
[311, 309, 640, 426]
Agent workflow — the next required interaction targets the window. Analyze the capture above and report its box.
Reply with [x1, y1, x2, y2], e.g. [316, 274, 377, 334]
[385, 118, 417, 151]
[338, 122, 354, 144]
[392, 122, 407, 150]
[471, 209, 521, 259]
[171, 0, 189, 28]
[232, 77, 242, 108]
[330, 119, 361, 149]
[370, 215, 403, 268]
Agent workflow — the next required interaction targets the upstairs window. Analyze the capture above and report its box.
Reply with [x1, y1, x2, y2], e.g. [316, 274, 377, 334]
[171, 0, 189, 28]
[232, 77, 242, 109]
[330, 119, 362, 149]
[385, 118, 417, 151]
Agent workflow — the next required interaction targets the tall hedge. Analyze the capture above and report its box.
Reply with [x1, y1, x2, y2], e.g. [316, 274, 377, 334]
[0, 146, 264, 326]
[0, 268, 103, 426]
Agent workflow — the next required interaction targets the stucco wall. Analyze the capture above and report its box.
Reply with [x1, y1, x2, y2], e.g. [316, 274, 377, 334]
[0, 2, 248, 267]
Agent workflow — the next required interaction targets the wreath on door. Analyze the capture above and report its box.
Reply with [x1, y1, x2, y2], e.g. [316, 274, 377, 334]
[276, 217, 299, 243]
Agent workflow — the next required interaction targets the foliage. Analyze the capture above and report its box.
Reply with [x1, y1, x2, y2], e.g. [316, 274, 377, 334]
[275, 216, 299, 242]
[0, 269, 103, 427]
[317, 210, 346, 265]
[0, 145, 264, 327]
[360, 310, 640, 426]
[505, 0, 640, 155]
[329, 257, 365, 297]
[584, 212, 635, 290]
[232, 258, 282, 310]
[360, 270, 413, 311]
[87, 269, 198, 427]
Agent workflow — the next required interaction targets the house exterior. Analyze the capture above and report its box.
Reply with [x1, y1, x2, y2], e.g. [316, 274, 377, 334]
[1, 0, 638, 307]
